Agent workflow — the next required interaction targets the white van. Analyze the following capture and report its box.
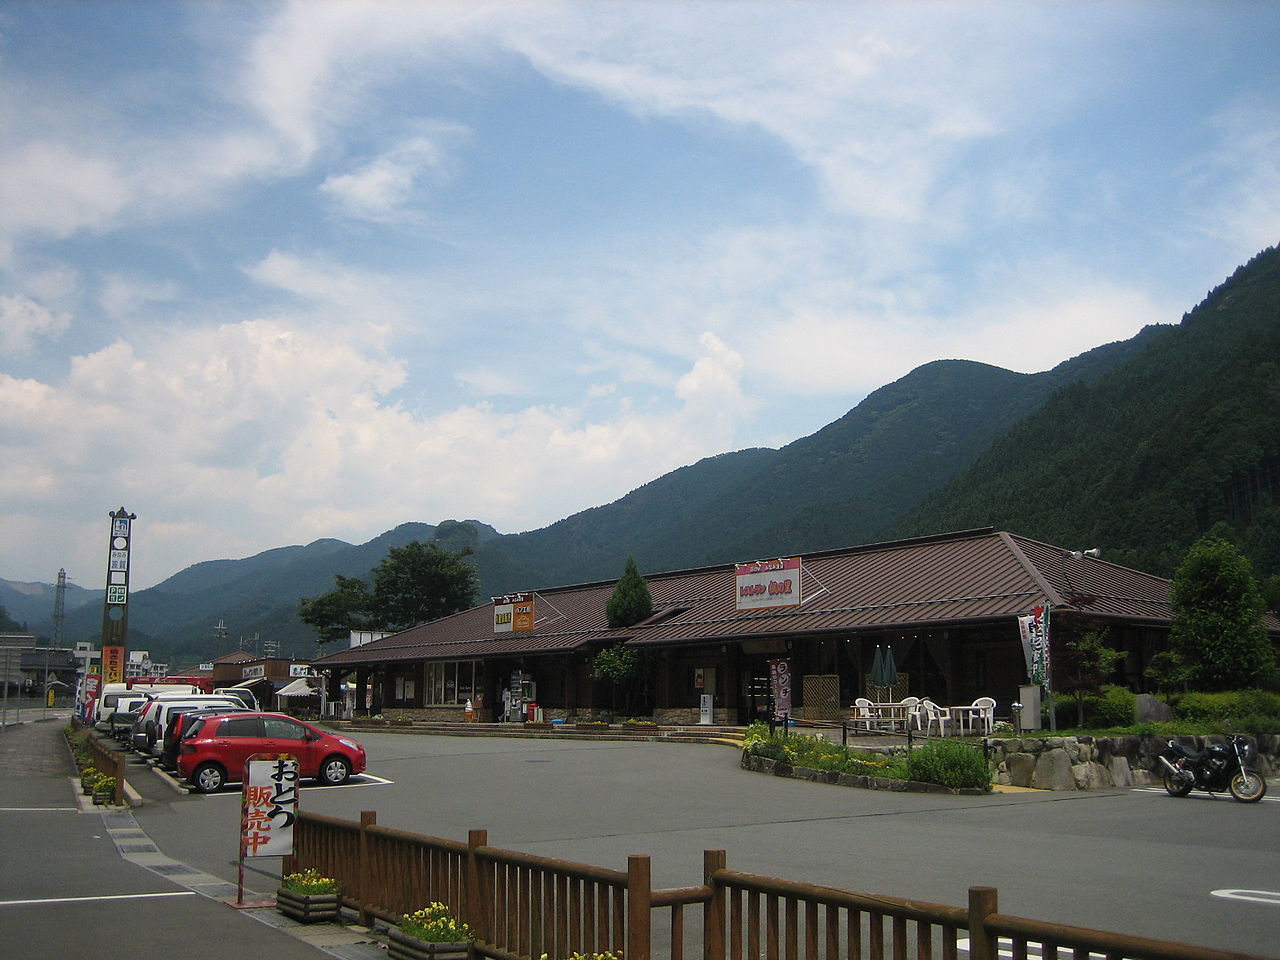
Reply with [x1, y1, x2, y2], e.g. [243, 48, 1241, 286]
[134, 696, 241, 757]
[93, 682, 201, 729]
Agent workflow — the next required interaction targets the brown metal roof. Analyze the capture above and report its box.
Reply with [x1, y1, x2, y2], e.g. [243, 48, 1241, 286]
[313, 528, 1184, 669]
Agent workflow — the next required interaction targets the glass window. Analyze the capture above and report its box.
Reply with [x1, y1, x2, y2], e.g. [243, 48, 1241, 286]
[421, 660, 482, 704]
[217, 717, 262, 738]
[263, 717, 308, 740]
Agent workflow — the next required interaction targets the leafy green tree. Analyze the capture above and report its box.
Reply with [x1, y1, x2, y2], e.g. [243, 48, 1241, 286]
[1051, 621, 1123, 727]
[605, 557, 654, 629]
[371, 541, 479, 632]
[591, 643, 651, 715]
[299, 541, 479, 640]
[1168, 536, 1276, 691]
[298, 574, 373, 644]
[0, 603, 24, 632]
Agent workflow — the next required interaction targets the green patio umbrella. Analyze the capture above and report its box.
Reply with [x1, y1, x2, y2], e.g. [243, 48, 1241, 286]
[882, 645, 900, 688]
[870, 645, 888, 688]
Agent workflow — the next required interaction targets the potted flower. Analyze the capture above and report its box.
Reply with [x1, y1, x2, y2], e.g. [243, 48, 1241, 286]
[276, 867, 341, 923]
[389, 901, 474, 960]
[92, 776, 117, 805]
[80, 766, 100, 795]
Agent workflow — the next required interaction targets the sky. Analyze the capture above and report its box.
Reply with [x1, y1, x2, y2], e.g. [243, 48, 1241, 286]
[2, 1, 1279, 592]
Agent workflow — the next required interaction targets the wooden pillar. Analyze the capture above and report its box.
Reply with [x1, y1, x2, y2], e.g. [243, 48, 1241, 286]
[967, 886, 998, 960]
[626, 855, 652, 960]
[703, 849, 727, 960]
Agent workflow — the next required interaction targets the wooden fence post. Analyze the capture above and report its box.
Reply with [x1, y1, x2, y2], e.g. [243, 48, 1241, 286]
[467, 828, 489, 944]
[358, 810, 376, 927]
[627, 854, 652, 960]
[703, 849, 727, 960]
[968, 886, 998, 960]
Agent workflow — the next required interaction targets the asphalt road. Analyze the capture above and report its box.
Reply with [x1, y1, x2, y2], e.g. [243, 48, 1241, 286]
[124, 729, 1280, 957]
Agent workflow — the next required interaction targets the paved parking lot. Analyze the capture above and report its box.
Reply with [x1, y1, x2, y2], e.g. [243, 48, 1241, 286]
[125, 728, 1280, 957]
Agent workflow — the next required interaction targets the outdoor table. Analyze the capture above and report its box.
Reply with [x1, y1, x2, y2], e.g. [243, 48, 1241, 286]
[947, 705, 984, 735]
[870, 702, 910, 733]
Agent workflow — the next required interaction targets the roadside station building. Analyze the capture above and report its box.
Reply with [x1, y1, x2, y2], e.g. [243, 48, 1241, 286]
[309, 527, 1211, 724]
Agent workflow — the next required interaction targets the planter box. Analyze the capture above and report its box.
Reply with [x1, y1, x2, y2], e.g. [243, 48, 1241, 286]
[276, 887, 341, 923]
[388, 928, 471, 960]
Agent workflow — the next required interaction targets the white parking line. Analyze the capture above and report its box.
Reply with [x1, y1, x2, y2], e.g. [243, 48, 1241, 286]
[958, 936, 1106, 958]
[1212, 889, 1280, 906]
[0, 891, 197, 907]
[1131, 787, 1279, 803]
[199, 773, 394, 797]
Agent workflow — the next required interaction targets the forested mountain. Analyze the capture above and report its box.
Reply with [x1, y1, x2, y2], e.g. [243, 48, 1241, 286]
[51, 520, 500, 663]
[14, 245, 1279, 663]
[0, 578, 99, 632]
[466, 333, 1160, 595]
[896, 245, 1280, 581]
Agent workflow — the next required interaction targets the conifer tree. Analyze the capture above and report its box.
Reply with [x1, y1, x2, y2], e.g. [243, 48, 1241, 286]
[605, 556, 654, 629]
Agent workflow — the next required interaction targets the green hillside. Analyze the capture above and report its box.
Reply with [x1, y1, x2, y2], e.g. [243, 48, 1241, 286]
[468, 333, 1157, 597]
[897, 245, 1280, 580]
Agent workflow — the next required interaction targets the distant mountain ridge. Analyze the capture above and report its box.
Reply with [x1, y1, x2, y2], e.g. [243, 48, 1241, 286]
[10, 245, 1278, 664]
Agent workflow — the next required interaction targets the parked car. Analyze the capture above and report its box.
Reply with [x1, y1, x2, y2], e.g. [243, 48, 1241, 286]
[177, 712, 367, 793]
[158, 705, 251, 770]
[131, 695, 240, 757]
[106, 695, 149, 740]
[213, 687, 259, 710]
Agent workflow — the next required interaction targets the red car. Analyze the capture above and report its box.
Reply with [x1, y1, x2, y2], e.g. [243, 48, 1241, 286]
[177, 712, 367, 793]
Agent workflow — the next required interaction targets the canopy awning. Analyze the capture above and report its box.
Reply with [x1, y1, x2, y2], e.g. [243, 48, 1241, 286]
[275, 677, 319, 698]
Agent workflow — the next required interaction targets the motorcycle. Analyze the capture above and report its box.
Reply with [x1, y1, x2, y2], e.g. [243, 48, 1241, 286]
[1157, 734, 1267, 803]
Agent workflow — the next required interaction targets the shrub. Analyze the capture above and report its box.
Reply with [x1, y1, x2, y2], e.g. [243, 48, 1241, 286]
[742, 721, 771, 748]
[400, 902, 473, 943]
[906, 740, 992, 791]
[280, 867, 340, 895]
[743, 732, 911, 781]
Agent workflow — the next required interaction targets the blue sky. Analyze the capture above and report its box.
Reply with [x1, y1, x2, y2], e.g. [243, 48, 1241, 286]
[2, 1, 1278, 591]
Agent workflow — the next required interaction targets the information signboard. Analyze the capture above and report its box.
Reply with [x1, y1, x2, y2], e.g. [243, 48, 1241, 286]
[735, 557, 803, 612]
[241, 754, 299, 859]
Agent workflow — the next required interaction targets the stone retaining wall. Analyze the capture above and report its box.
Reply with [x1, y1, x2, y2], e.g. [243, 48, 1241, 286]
[989, 734, 1279, 790]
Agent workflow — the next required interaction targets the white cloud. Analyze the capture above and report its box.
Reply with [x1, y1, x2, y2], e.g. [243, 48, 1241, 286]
[98, 275, 181, 320]
[321, 130, 463, 221]
[0, 294, 71, 353]
[1198, 98, 1280, 257]
[0, 143, 129, 259]
[0, 317, 753, 586]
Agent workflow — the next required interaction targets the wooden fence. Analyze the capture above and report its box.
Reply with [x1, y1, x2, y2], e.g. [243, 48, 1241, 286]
[294, 810, 1273, 960]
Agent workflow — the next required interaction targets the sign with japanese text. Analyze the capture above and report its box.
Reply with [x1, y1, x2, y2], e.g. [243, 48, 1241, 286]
[1017, 604, 1051, 690]
[768, 658, 792, 717]
[735, 557, 803, 611]
[492, 592, 535, 633]
[102, 645, 125, 684]
[240, 755, 299, 859]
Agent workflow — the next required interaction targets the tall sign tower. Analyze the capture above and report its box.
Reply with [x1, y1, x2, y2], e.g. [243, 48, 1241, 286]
[100, 507, 136, 684]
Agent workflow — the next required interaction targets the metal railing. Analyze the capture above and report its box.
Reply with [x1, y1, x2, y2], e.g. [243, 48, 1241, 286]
[293, 811, 1275, 960]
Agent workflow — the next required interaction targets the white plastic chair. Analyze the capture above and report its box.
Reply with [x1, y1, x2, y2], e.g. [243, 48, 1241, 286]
[972, 696, 996, 734]
[921, 699, 952, 737]
[900, 696, 922, 731]
[853, 697, 875, 730]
